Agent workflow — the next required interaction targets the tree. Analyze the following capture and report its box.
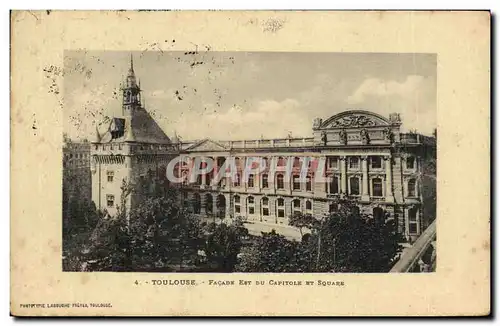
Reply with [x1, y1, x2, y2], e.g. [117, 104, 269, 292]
[288, 212, 317, 237]
[126, 187, 204, 271]
[204, 220, 248, 272]
[301, 200, 403, 272]
[235, 230, 308, 272]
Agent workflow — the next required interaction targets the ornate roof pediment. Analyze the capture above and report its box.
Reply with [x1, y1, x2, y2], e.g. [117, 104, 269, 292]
[185, 138, 227, 152]
[316, 110, 392, 130]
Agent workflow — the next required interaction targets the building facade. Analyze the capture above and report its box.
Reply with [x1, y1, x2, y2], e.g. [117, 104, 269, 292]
[86, 56, 436, 241]
[62, 139, 92, 217]
[178, 111, 436, 241]
[90, 56, 178, 217]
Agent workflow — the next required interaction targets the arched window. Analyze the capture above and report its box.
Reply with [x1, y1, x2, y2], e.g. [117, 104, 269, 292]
[247, 196, 255, 215]
[234, 195, 241, 214]
[292, 199, 301, 213]
[305, 200, 312, 214]
[276, 174, 285, 189]
[372, 177, 383, 197]
[262, 174, 269, 188]
[276, 198, 285, 218]
[193, 193, 201, 214]
[261, 197, 269, 216]
[293, 157, 301, 168]
[292, 174, 301, 190]
[205, 194, 213, 214]
[233, 173, 241, 187]
[305, 175, 312, 191]
[216, 195, 226, 218]
[408, 179, 417, 197]
[248, 174, 255, 188]
[262, 157, 269, 170]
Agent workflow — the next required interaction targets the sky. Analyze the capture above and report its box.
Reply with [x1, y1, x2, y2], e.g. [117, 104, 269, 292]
[64, 50, 436, 141]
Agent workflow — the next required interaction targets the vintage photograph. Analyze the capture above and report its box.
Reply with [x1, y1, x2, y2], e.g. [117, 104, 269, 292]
[62, 50, 437, 273]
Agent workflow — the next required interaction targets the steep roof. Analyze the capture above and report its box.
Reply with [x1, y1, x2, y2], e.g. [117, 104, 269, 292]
[97, 108, 171, 144]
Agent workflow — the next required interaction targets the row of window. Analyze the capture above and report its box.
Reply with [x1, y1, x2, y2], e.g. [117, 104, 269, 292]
[183, 155, 417, 170]
[64, 153, 90, 160]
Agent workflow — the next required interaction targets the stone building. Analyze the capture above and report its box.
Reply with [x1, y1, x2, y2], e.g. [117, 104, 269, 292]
[62, 139, 92, 214]
[90, 56, 177, 217]
[87, 56, 436, 241]
[178, 110, 436, 241]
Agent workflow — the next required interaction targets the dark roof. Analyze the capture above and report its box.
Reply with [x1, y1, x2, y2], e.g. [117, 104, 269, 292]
[98, 108, 171, 144]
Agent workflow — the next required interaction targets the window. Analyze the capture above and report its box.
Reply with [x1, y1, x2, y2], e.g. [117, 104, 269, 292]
[306, 175, 312, 191]
[293, 199, 301, 213]
[234, 173, 241, 187]
[106, 194, 115, 207]
[248, 174, 254, 188]
[193, 194, 201, 214]
[329, 176, 339, 194]
[292, 175, 301, 191]
[305, 200, 312, 212]
[262, 174, 269, 188]
[276, 174, 285, 189]
[107, 171, 114, 182]
[247, 196, 255, 215]
[371, 156, 382, 169]
[293, 157, 301, 168]
[277, 156, 286, 166]
[277, 198, 285, 218]
[406, 156, 415, 169]
[409, 208, 418, 234]
[329, 203, 338, 213]
[234, 196, 241, 214]
[349, 157, 359, 169]
[349, 177, 360, 195]
[372, 178, 383, 197]
[262, 157, 269, 170]
[408, 179, 417, 197]
[262, 197, 269, 216]
[328, 157, 338, 168]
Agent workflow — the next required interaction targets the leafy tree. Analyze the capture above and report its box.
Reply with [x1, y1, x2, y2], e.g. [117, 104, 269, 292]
[204, 220, 248, 272]
[288, 212, 317, 237]
[126, 186, 205, 271]
[302, 200, 403, 273]
[235, 230, 308, 272]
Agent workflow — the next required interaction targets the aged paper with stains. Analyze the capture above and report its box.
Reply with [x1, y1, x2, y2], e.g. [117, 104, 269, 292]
[10, 10, 490, 316]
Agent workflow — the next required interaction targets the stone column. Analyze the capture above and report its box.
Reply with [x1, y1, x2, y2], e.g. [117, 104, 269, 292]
[340, 156, 347, 196]
[225, 193, 231, 219]
[201, 157, 207, 187]
[384, 156, 394, 202]
[361, 155, 370, 202]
